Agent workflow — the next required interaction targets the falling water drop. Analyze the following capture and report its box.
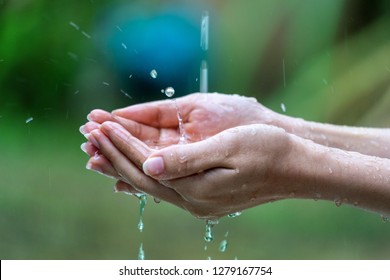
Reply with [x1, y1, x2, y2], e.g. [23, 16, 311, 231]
[381, 215, 389, 223]
[204, 219, 219, 242]
[25, 117, 33, 124]
[228, 212, 242, 218]
[219, 239, 228, 253]
[138, 243, 145, 260]
[164, 87, 175, 98]
[135, 194, 147, 232]
[334, 199, 342, 207]
[280, 103, 286, 113]
[150, 69, 158, 79]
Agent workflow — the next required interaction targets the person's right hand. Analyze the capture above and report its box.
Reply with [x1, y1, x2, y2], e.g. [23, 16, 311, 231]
[83, 93, 276, 148]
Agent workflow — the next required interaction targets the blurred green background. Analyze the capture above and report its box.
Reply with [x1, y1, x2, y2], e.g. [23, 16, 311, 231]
[1, 0, 390, 260]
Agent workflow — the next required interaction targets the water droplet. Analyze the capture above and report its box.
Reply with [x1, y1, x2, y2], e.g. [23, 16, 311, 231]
[121, 42, 127, 50]
[235, 168, 240, 174]
[164, 87, 175, 98]
[120, 89, 132, 99]
[250, 128, 257, 135]
[219, 240, 228, 252]
[138, 243, 145, 260]
[353, 201, 359, 206]
[25, 117, 33, 124]
[204, 245, 208, 251]
[69, 21, 80, 30]
[381, 215, 389, 223]
[129, 74, 133, 78]
[81, 31, 91, 39]
[334, 199, 342, 207]
[135, 194, 147, 232]
[313, 193, 321, 201]
[137, 219, 144, 232]
[280, 103, 286, 113]
[204, 219, 218, 242]
[102, 81, 110, 86]
[228, 212, 242, 218]
[200, 10, 209, 51]
[153, 197, 161, 204]
[178, 154, 188, 163]
[328, 167, 333, 174]
[150, 69, 158, 79]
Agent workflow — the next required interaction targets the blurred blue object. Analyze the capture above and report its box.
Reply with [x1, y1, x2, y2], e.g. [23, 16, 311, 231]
[95, 2, 205, 101]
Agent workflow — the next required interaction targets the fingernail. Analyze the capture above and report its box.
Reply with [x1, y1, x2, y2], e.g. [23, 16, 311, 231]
[79, 125, 86, 134]
[88, 132, 100, 148]
[86, 162, 103, 173]
[80, 142, 87, 153]
[143, 157, 164, 176]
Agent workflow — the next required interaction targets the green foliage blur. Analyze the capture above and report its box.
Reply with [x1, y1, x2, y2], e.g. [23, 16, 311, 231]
[1, 0, 390, 259]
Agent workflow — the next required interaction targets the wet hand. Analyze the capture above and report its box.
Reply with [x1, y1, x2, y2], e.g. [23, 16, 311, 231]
[87, 121, 294, 219]
[83, 93, 273, 148]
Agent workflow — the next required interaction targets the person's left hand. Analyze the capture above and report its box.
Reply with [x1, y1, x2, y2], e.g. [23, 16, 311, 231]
[84, 121, 294, 219]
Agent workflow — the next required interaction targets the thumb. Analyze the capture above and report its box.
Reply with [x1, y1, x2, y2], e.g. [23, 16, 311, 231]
[142, 136, 230, 180]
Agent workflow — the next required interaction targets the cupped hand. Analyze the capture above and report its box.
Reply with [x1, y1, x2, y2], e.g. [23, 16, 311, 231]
[87, 121, 294, 219]
[82, 93, 274, 148]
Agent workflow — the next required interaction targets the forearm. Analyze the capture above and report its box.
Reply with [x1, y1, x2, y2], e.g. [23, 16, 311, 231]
[274, 113, 390, 158]
[288, 134, 390, 216]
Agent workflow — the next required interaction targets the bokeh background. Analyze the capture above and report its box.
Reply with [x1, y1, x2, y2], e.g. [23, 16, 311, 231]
[1, 0, 390, 259]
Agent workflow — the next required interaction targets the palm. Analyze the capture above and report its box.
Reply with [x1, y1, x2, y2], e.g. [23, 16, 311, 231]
[113, 93, 264, 147]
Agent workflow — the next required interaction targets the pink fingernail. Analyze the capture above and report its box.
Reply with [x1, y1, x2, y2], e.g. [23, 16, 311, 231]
[86, 162, 103, 174]
[79, 125, 86, 134]
[143, 157, 164, 176]
[80, 143, 87, 153]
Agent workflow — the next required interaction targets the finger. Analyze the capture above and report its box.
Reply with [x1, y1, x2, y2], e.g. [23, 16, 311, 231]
[114, 180, 140, 195]
[88, 129, 183, 205]
[111, 115, 160, 143]
[87, 109, 114, 124]
[80, 122, 101, 136]
[100, 121, 152, 169]
[86, 153, 120, 179]
[81, 141, 98, 157]
[112, 99, 182, 128]
[142, 133, 233, 180]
